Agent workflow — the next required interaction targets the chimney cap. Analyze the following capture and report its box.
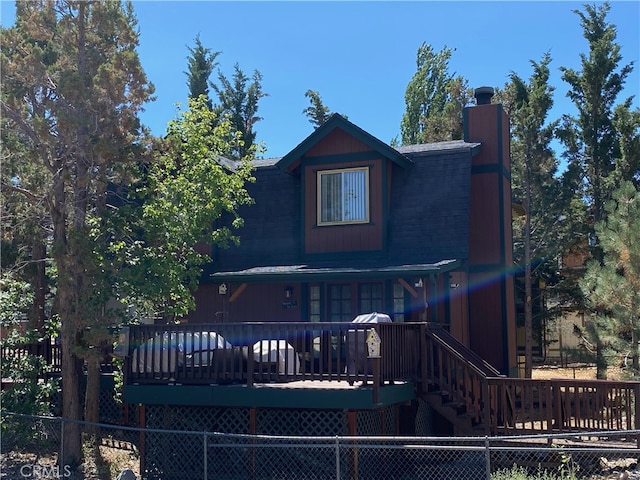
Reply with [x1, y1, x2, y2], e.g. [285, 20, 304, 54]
[474, 86, 494, 105]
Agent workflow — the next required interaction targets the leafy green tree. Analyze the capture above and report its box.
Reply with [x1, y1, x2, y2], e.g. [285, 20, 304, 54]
[420, 76, 474, 143]
[580, 181, 640, 378]
[213, 64, 268, 159]
[0, 274, 59, 448]
[505, 52, 567, 378]
[303, 89, 331, 128]
[1, 0, 154, 464]
[185, 34, 220, 110]
[399, 43, 472, 145]
[111, 97, 255, 320]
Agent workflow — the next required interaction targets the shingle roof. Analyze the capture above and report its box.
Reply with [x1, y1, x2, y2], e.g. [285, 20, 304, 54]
[396, 140, 480, 155]
[208, 259, 461, 282]
[204, 140, 476, 280]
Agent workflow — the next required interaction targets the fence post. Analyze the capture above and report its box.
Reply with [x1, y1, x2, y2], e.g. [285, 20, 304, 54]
[484, 436, 491, 480]
[635, 383, 640, 448]
[203, 432, 208, 480]
[335, 436, 340, 480]
[60, 418, 64, 471]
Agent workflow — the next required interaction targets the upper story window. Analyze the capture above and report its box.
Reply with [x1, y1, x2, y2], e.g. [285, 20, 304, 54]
[317, 167, 369, 225]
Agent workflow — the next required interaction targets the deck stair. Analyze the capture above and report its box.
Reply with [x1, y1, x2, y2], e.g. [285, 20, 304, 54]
[422, 324, 503, 434]
[421, 324, 640, 436]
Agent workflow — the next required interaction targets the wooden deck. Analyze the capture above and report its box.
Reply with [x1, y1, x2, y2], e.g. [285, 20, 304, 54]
[5, 321, 640, 436]
[118, 322, 640, 436]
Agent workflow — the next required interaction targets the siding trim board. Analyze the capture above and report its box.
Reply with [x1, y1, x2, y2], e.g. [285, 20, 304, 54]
[277, 114, 413, 174]
[303, 151, 386, 166]
[471, 163, 511, 180]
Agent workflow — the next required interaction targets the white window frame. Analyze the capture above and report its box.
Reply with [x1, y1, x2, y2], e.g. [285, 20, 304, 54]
[317, 167, 370, 226]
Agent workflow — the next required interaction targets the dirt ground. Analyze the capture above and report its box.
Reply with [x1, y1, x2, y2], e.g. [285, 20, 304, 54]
[531, 364, 625, 380]
[2, 365, 631, 479]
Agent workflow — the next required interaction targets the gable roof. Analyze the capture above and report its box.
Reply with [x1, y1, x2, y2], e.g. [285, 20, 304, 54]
[204, 146, 475, 280]
[276, 113, 413, 173]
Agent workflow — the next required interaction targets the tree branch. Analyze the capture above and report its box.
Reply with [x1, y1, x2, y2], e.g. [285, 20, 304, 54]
[0, 100, 55, 172]
[1, 182, 44, 204]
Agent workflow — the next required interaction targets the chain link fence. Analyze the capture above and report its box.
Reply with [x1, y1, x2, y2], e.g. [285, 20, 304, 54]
[2, 412, 639, 480]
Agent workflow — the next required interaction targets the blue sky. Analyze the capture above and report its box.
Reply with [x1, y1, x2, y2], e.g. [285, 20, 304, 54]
[1, 1, 639, 159]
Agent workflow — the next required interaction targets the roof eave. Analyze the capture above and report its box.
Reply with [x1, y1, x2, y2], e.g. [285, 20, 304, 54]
[276, 114, 413, 174]
[206, 259, 463, 284]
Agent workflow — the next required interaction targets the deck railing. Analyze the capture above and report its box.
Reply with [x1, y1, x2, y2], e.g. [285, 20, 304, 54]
[121, 322, 426, 389]
[9, 321, 638, 436]
[1, 338, 62, 374]
[487, 377, 640, 434]
[423, 324, 640, 434]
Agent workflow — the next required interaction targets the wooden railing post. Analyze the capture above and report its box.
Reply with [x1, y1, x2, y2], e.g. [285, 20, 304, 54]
[372, 357, 380, 404]
[483, 379, 491, 435]
[420, 324, 428, 392]
[552, 380, 562, 433]
[635, 383, 640, 448]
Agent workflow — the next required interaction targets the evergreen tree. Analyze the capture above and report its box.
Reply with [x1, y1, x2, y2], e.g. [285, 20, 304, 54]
[213, 64, 268, 159]
[505, 53, 567, 378]
[612, 102, 640, 188]
[558, 1, 638, 377]
[1, 122, 49, 332]
[303, 89, 331, 128]
[1, 0, 154, 464]
[558, 1, 637, 227]
[580, 181, 640, 378]
[185, 34, 220, 110]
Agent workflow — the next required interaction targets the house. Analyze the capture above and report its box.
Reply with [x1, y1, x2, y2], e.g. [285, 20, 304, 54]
[120, 88, 640, 480]
[126, 87, 518, 435]
[190, 86, 517, 377]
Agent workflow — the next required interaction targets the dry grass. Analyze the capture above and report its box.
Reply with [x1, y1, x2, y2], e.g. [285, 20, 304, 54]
[0, 436, 139, 480]
[85, 440, 140, 480]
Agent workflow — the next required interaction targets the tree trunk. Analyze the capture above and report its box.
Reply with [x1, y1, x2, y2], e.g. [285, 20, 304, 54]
[28, 239, 47, 331]
[596, 342, 607, 379]
[524, 163, 533, 379]
[84, 354, 101, 437]
[60, 319, 83, 468]
[632, 329, 639, 375]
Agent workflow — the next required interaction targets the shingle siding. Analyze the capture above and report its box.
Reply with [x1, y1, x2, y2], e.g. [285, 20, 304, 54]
[212, 165, 301, 271]
[387, 151, 471, 265]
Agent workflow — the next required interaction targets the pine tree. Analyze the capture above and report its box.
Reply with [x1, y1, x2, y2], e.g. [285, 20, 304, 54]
[580, 181, 640, 378]
[506, 53, 567, 378]
[213, 64, 268, 159]
[1, 0, 154, 464]
[558, 1, 638, 377]
[559, 1, 636, 227]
